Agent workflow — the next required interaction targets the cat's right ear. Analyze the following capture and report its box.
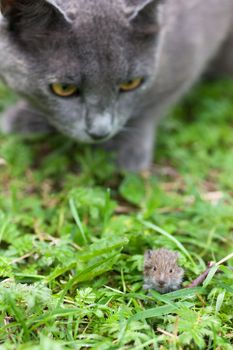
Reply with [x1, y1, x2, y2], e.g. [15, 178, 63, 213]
[0, 0, 71, 22]
[0, 0, 71, 39]
[0, 0, 10, 16]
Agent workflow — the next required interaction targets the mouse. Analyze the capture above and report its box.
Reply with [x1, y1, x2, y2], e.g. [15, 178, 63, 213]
[143, 248, 184, 294]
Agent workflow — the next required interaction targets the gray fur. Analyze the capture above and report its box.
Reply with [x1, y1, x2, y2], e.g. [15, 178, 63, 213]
[0, 0, 233, 171]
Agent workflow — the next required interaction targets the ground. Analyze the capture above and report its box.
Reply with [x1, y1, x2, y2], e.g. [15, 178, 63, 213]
[0, 80, 233, 350]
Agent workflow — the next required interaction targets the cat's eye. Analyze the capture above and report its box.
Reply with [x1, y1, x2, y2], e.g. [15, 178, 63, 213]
[50, 83, 79, 97]
[119, 78, 143, 92]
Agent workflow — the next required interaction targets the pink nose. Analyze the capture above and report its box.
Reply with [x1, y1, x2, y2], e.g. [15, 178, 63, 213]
[158, 280, 165, 287]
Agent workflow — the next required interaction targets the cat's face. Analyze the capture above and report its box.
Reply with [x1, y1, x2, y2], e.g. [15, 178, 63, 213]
[1, 0, 162, 142]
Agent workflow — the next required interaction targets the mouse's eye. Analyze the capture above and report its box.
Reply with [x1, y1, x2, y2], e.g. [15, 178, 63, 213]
[119, 78, 143, 93]
[153, 266, 157, 271]
[50, 83, 79, 97]
[169, 269, 173, 273]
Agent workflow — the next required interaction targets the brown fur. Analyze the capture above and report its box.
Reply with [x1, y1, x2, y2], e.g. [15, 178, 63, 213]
[144, 249, 184, 293]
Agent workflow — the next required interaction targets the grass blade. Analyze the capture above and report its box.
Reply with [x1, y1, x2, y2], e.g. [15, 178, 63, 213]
[69, 197, 88, 244]
[203, 265, 219, 287]
[128, 304, 178, 323]
[140, 220, 195, 265]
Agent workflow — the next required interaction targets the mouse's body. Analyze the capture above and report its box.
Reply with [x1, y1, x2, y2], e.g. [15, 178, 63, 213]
[143, 249, 184, 294]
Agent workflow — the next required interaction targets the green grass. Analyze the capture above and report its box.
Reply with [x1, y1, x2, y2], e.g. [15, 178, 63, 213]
[0, 80, 233, 349]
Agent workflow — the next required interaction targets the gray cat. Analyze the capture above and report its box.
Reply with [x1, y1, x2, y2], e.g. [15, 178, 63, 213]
[0, 0, 233, 171]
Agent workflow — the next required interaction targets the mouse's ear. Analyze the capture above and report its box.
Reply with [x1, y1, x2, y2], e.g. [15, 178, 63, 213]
[145, 250, 153, 259]
[172, 251, 180, 262]
[177, 267, 184, 277]
[144, 250, 153, 270]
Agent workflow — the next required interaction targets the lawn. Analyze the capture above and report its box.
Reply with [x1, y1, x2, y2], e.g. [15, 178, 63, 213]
[0, 80, 233, 350]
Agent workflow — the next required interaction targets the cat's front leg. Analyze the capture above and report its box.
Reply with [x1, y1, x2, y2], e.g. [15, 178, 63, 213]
[0, 100, 54, 135]
[109, 116, 157, 172]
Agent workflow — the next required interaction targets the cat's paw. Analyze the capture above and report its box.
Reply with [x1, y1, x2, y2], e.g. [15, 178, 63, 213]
[117, 150, 152, 172]
[0, 101, 54, 135]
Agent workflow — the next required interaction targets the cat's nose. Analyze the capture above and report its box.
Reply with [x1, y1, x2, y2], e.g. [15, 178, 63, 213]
[86, 111, 113, 141]
[87, 130, 110, 141]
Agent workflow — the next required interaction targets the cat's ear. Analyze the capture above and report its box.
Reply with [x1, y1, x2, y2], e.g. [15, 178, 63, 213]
[0, 0, 71, 34]
[124, 0, 163, 34]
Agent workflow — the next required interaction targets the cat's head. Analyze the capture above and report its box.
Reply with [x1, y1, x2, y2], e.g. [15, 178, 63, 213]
[1, 0, 165, 142]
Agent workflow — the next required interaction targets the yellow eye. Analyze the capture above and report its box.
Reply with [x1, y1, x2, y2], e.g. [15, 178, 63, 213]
[50, 83, 79, 97]
[119, 78, 143, 92]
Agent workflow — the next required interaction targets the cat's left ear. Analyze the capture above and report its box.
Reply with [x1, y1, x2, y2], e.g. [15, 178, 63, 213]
[124, 0, 163, 34]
